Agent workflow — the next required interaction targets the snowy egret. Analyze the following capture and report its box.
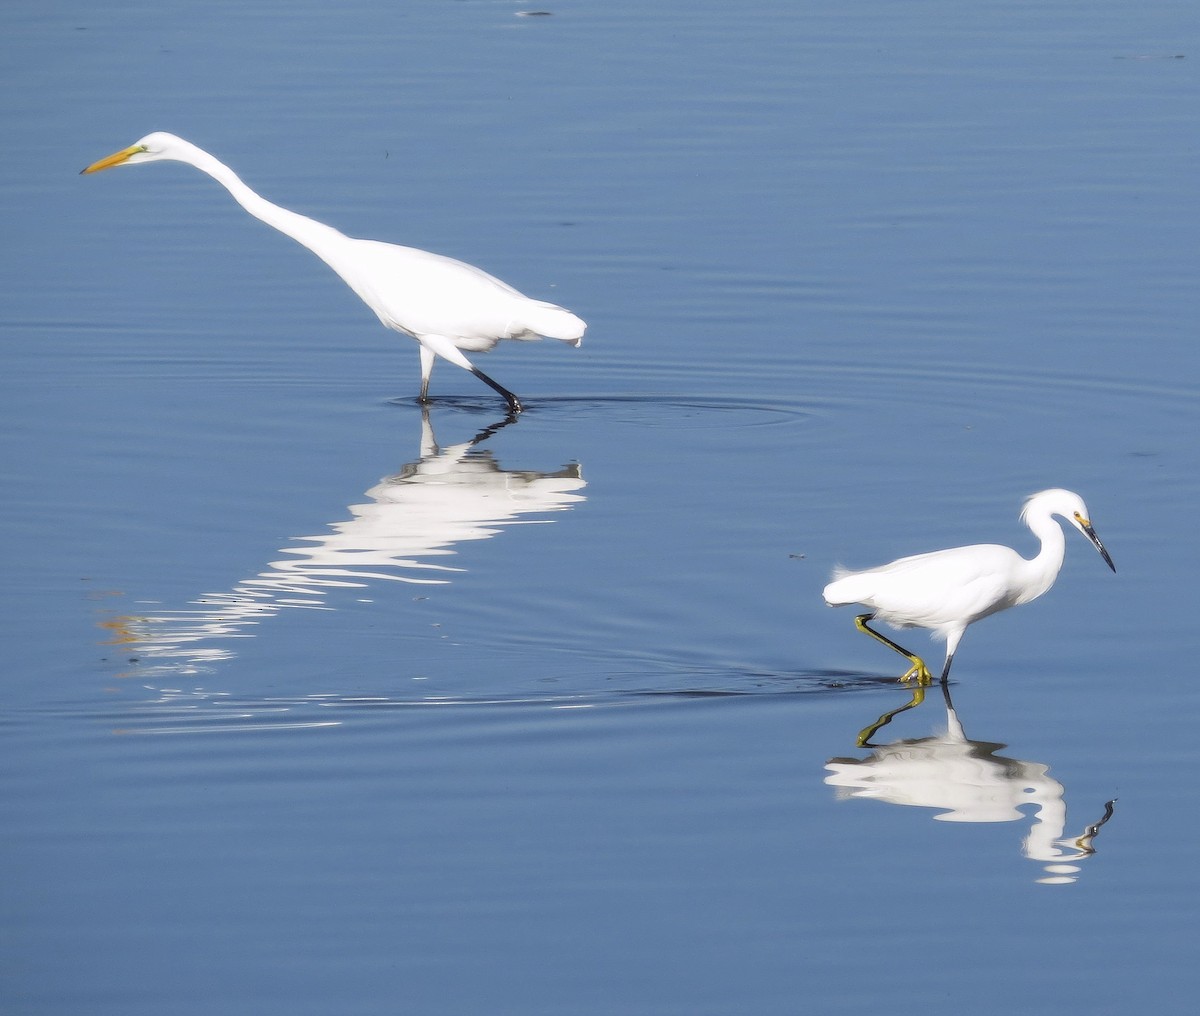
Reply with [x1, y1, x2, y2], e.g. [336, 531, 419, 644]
[81, 132, 585, 413]
[823, 489, 1116, 685]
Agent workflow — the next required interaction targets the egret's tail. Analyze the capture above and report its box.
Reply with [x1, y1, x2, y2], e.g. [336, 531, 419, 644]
[523, 301, 586, 346]
[823, 567, 870, 606]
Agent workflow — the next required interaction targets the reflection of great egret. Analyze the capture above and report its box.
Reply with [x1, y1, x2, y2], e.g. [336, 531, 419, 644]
[82, 132, 586, 413]
[825, 683, 1116, 884]
[823, 489, 1116, 685]
[103, 412, 585, 675]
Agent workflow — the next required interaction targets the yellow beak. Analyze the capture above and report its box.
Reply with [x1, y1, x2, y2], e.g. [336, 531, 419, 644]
[80, 144, 144, 175]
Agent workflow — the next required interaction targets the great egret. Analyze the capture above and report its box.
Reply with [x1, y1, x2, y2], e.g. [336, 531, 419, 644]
[823, 488, 1116, 685]
[81, 132, 585, 413]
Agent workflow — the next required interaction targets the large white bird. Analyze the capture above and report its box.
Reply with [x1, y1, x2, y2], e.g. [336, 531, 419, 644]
[81, 132, 585, 413]
[823, 489, 1116, 685]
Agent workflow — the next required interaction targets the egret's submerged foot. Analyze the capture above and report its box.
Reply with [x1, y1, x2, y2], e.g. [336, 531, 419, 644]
[417, 375, 522, 414]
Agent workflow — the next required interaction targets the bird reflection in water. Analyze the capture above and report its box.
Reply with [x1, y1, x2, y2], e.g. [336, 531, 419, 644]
[100, 411, 585, 677]
[826, 682, 1117, 884]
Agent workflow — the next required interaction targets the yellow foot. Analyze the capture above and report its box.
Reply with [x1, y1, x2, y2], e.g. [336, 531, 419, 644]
[898, 660, 934, 686]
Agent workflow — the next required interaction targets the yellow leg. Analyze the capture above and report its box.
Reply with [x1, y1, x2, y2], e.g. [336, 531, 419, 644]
[853, 614, 934, 686]
[855, 685, 926, 747]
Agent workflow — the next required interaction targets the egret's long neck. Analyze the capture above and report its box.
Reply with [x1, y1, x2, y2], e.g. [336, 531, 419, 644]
[176, 143, 347, 254]
[1016, 511, 1067, 605]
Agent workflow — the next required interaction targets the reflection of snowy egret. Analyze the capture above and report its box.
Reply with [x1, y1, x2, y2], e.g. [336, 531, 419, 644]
[81, 132, 585, 413]
[826, 682, 1118, 885]
[823, 489, 1116, 685]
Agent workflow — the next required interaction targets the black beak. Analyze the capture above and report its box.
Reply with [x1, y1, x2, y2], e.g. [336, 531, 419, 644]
[1083, 522, 1116, 573]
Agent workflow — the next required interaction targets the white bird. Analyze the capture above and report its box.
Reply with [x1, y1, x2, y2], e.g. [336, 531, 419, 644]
[81, 132, 585, 413]
[823, 489, 1116, 685]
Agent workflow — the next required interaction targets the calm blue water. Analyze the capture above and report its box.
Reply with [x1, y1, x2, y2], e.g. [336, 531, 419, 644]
[4, 1, 1200, 1013]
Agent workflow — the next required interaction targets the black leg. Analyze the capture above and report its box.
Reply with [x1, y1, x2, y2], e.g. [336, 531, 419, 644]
[471, 366, 523, 414]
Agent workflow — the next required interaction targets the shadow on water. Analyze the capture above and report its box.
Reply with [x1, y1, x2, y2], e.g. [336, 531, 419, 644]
[98, 408, 585, 678]
[99, 664, 898, 738]
[389, 392, 815, 429]
[826, 681, 1118, 885]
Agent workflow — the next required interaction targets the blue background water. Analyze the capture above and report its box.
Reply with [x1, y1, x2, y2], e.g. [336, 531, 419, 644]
[3, 1, 1199, 1013]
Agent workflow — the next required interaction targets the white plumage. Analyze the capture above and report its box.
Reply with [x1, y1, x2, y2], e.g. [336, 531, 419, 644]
[82, 132, 584, 413]
[824, 489, 1116, 684]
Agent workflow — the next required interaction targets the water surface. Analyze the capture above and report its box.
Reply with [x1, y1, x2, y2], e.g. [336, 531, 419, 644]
[3, 2, 1200, 1014]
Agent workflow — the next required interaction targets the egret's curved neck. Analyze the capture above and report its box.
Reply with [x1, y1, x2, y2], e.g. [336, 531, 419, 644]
[172, 142, 346, 255]
[1017, 511, 1067, 605]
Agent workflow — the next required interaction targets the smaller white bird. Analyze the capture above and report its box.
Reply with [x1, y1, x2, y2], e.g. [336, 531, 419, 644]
[823, 489, 1116, 685]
